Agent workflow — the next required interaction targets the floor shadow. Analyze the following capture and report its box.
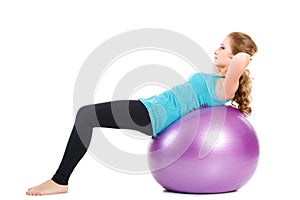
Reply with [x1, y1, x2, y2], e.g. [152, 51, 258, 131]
[163, 189, 238, 195]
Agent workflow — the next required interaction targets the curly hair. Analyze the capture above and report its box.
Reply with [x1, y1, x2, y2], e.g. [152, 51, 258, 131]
[228, 32, 258, 116]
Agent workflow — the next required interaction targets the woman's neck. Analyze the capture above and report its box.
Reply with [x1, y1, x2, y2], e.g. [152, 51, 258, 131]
[216, 66, 228, 76]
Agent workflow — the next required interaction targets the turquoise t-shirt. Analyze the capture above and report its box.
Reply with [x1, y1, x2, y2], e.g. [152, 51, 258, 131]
[138, 73, 231, 137]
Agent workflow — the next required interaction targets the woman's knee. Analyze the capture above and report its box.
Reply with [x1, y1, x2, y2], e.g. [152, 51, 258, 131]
[75, 104, 99, 126]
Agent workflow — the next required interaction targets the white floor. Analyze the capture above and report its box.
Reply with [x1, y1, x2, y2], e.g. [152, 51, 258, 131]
[13, 148, 266, 200]
[7, 122, 300, 199]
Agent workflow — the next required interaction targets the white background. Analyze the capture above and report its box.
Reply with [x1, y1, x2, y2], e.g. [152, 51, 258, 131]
[1, 0, 299, 199]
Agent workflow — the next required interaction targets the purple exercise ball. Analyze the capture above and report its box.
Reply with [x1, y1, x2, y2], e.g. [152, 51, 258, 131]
[148, 106, 259, 194]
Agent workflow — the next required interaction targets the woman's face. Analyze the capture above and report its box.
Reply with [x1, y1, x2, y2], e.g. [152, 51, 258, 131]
[214, 36, 234, 68]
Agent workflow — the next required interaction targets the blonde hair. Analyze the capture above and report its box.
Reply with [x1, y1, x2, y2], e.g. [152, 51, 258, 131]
[228, 32, 258, 116]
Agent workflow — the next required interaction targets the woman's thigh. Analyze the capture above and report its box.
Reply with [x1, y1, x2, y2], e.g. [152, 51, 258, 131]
[94, 100, 153, 135]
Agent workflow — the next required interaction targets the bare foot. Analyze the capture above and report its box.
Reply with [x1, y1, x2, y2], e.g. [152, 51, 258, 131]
[26, 180, 68, 196]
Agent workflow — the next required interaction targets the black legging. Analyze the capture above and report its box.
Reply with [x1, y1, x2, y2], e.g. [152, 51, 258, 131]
[52, 100, 152, 185]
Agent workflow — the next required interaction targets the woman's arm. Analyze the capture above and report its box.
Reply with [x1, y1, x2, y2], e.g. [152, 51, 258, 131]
[223, 52, 251, 99]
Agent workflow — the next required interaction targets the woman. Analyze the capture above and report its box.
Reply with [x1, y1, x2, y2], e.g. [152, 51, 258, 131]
[26, 32, 257, 195]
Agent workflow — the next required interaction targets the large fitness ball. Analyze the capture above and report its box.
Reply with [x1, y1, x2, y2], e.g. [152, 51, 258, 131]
[148, 106, 259, 194]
